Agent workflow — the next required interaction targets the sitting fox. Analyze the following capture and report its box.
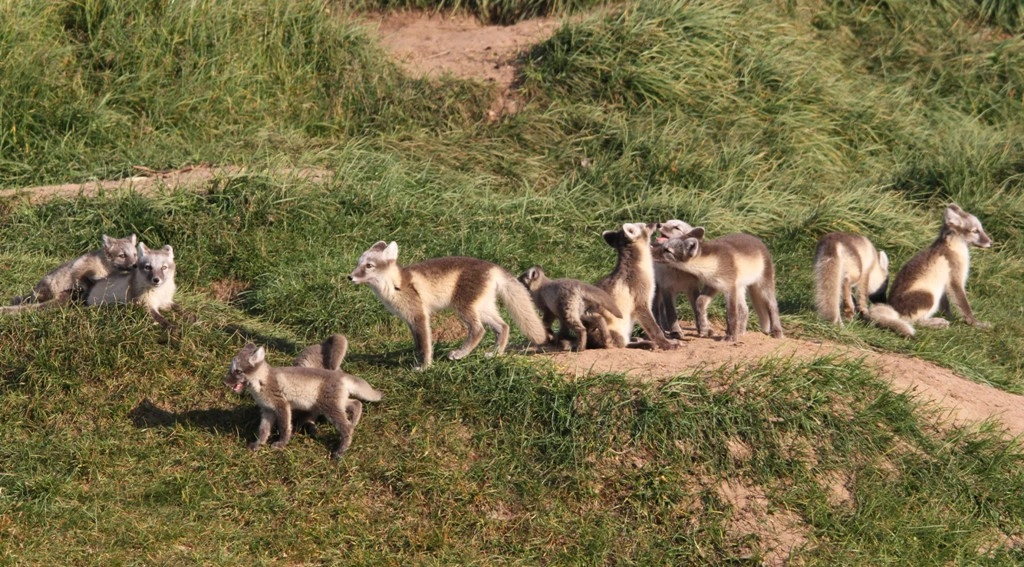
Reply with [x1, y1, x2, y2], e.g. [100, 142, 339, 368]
[224, 343, 382, 459]
[3, 234, 138, 312]
[869, 204, 992, 337]
[653, 228, 783, 341]
[814, 232, 889, 325]
[349, 241, 547, 369]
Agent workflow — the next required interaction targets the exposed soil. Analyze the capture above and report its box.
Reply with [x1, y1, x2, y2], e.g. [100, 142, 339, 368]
[369, 11, 564, 120]
[545, 323, 1024, 439]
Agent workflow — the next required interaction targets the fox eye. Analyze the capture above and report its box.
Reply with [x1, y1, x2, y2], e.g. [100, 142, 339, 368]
[118, 253, 126, 258]
[366, 263, 375, 269]
[971, 228, 979, 233]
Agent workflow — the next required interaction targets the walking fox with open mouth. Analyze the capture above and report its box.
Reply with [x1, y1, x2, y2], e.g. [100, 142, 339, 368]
[349, 241, 547, 369]
[225, 342, 382, 459]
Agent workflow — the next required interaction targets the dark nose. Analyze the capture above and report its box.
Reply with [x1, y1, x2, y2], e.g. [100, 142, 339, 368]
[347, 275, 354, 281]
[152, 277, 161, 285]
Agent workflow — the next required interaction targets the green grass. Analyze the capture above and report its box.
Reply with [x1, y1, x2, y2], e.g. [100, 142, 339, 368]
[2, 0, 1024, 563]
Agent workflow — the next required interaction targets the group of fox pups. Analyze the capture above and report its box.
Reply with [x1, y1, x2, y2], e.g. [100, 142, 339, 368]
[2, 203, 990, 459]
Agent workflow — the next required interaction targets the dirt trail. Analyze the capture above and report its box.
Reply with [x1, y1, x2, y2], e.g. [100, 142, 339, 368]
[546, 326, 1024, 439]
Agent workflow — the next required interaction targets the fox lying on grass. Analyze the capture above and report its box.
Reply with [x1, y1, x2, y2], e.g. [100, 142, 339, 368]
[3, 234, 138, 312]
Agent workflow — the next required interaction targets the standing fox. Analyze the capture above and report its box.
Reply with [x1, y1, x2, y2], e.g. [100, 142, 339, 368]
[869, 204, 992, 337]
[814, 232, 889, 324]
[652, 220, 708, 338]
[596, 223, 678, 350]
[653, 228, 783, 341]
[3, 234, 138, 311]
[348, 241, 547, 369]
[224, 343, 382, 459]
[87, 242, 177, 327]
[518, 266, 623, 351]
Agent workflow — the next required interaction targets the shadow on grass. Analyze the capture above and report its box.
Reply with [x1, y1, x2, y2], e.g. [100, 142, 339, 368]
[130, 397, 252, 437]
[221, 323, 301, 354]
[129, 398, 350, 455]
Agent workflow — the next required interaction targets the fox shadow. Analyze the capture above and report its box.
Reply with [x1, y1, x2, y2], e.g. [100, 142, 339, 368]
[129, 398, 346, 453]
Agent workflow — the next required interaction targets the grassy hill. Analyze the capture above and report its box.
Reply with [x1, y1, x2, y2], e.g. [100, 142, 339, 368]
[2, 0, 1024, 563]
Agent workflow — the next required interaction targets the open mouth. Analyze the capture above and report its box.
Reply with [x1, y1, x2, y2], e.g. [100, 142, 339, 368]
[231, 382, 245, 393]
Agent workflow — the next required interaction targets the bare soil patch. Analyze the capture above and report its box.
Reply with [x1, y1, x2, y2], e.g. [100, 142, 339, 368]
[0, 165, 331, 204]
[368, 11, 564, 120]
[544, 323, 1024, 439]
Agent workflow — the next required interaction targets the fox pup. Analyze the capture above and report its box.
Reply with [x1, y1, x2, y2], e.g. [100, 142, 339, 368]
[518, 266, 623, 351]
[869, 204, 992, 337]
[653, 228, 783, 341]
[4, 234, 138, 311]
[814, 232, 889, 324]
[652, 220, 710, 338]
[87, 242, 177, 327]
[348, 241, 547, 369]
[224, 343, 382, 459]
[596, 222, 677, 350]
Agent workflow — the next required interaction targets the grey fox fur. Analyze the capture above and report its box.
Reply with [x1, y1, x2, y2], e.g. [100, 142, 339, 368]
[87, 242, 177, 328]
[518, 266, 623, 351]
[596, 223, 678, 350]
[868, 204, 992, 337]
[3, 234, 138, 312]
[348, 241, 547, 369]
[814, 232, 889, 324]
[653, 228, 783, 341]
[224, 342, 382, 459]
[652, 220, 711, 338]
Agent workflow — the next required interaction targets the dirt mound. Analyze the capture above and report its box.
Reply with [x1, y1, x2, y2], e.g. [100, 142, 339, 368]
[545, 325, 1024, 439]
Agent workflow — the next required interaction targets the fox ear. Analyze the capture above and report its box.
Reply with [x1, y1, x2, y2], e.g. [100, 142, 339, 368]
[383, 241, 399, 262]
[602, 230, 617, 247]
[370, 241, 388, 252]
[528, 266, 542, 280]
[249, 346, 266, 366]
[686, 227, 706, 240]
[683, 238, 701, 256]
[622, 223, 643, 240]
[878, 251, 889, 272]
[138, 242, 150, 256]
[162, 245, 173, 259]
[944, 205, 965, 228]
[130, 234, 138, 245]
[102, 234, 112, 247]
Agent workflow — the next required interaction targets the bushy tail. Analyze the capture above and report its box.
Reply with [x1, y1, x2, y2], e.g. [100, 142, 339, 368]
[294, 334, 348, 370]
[868, 304, 915, 337]
[347, 376, 383, 402]
[498, 273, 548, 344]
[814, 243, 843, 324]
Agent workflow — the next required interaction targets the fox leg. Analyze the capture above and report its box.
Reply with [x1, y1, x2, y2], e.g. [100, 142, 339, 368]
[324, 403, 354, 459]
[408, 312, 433, 369]
[946, 282, 990, 328]
[450, 306, 487, 360]
[270, 404, 293, 449]
[249, 408, 277, 451]
[479, 305, 511, 357]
